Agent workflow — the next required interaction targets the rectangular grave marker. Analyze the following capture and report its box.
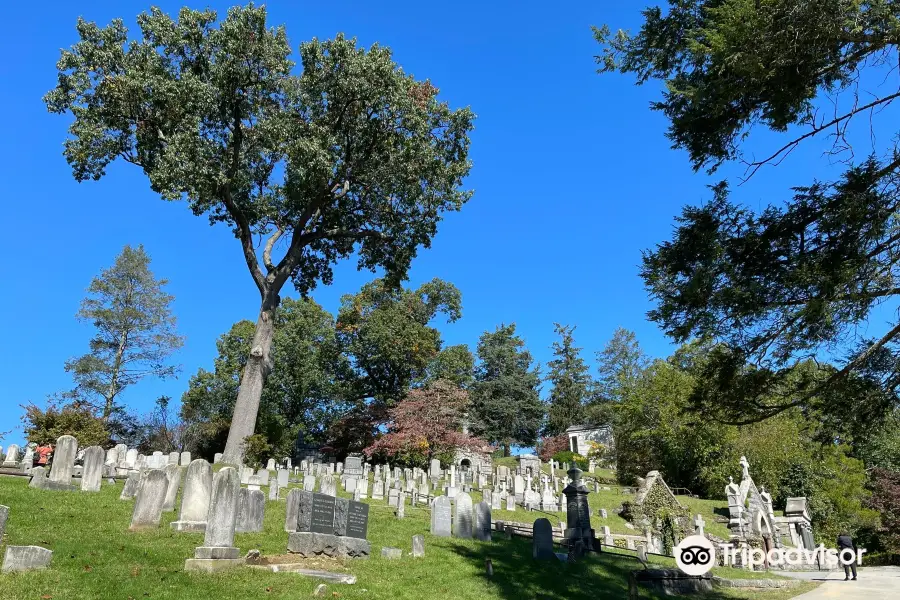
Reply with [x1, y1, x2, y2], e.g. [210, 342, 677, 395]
[346, 501, 369, 539]
[309, 493, 336, 534]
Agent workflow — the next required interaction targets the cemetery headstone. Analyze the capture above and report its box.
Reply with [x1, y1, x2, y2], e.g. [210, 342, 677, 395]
[171, 459, 212, 532]
[47, 435, 77, 490]
[162, 463, 183, 511]
[431, 496, 452, 537]
[2, 444, 19, 468]
[180, 451, 191, 466]
[0, 505, 8, 542]
[235, 488, 265, 533]
[454, 492, 474, 539]
[2, 546, 52, 573]
[285, 489, 302, 532]
[562, 468, 593, 558]
[269, 479, 280, 501]
[184, 466, 243, 572]
[533, 518, 556, 559]
[129, 469, 168, 530]
[474, 501, 492, 542]
[80, 446, 104, 492]
[412, 534, 425, 558]
[120, 471, 141, 500]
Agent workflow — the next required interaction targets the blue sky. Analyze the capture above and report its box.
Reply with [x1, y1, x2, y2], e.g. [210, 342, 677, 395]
[2, 1, 896, 446]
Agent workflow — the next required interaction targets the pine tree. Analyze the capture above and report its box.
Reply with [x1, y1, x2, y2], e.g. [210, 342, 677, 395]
[545, 324, 590, 436]
[469, 324, 544, 455]
[66, 245, 183, 422]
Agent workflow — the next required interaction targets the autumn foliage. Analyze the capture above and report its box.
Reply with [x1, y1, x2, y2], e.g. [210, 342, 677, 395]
[868, 468, 900, 558]
[537, 434, 569, 462]
[364, 379, 489, 465]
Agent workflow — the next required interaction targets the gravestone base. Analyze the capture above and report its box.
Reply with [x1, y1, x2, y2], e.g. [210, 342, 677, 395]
[28, 477, 76, 492]
[170, 520, 207, 533]
[287, 532, 370, 559]
[194, 546, 240, 559]
[184, 558, 244, 573]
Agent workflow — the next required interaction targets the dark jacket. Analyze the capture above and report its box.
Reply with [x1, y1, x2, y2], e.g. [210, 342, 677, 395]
[837, 535, 855, 551]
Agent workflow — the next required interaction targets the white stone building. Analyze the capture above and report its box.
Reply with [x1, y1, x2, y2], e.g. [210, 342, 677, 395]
[565, 424, 614, 456]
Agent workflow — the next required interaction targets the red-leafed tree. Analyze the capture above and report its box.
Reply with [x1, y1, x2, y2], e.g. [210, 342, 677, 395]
[364, 379, 489, 466]
[868, 468, 900, 558]
[537, 434, 570, 462]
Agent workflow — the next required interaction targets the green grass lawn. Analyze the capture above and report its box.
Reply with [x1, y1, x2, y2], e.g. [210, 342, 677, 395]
[0, 475, 816, 600]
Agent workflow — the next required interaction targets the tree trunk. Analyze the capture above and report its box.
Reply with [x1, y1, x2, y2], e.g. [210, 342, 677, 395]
[103, 332, 129, 421]
[221, 292, 279, 465]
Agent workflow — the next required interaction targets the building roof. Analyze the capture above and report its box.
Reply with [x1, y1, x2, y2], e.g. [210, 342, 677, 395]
[564, 423, 609, 433]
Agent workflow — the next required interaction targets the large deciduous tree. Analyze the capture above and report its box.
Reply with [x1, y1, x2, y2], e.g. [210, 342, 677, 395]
[46, 5, 474, 463]
[545, 324, 590, 436]
[469, 324, 544, 455]
[596, 0, 900, 428]
[66, 244, 182, 423]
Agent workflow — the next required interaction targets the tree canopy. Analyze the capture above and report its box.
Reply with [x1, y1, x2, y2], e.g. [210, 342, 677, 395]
[469, 324, 544, 454]
[65, 244, 182, 424]
[46, 4, 475, 463]
[545, 324, 590, 436]
[596, 0, 900, 428]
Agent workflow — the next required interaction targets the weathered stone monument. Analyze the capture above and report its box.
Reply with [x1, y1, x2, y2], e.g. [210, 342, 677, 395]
[80, 446, 104, 492]
[431, 496, 452, 537]
[162, 463, 183, 512]
[235, 488, 265, 533]
[120, 471, 141, 500]
[30, 435, 77, 491]
[286, 493, 370, 558]
[2, 444, 19, 468]
[129, 469, 168, 530]
[454, 492, 474, 538]
[533, 518, 556, 559]
[474, 501, 492, 542]
[171, 459, 212, 532]
[2, 546, 53, 573]
[184, 467, 243, 572]
[562, 468, 593, 559]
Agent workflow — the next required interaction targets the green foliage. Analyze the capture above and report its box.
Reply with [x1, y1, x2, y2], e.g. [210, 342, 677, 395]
[469, 324, 544, 453]
[336, 278, 462, 407]
[64, 245, 182, 422]
[597, 1, 900, 428]
[425, 344, 475, 389]
[551, 451, 588, 470]
[782, 444, 880, 543]
[46, 4, 475, 461]
[587, 328, 646, 426]
[242, 433, 273, 470]
[855, 409, 900, 472]
[21, 400, 110, 447]
[545, 324, 590, 435]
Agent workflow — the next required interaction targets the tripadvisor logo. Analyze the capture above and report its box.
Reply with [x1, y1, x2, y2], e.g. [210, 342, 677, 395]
[675, 535, 716, 576]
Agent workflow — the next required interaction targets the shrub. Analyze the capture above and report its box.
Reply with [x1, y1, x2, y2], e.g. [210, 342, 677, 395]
[552, 451, 588, 470]
[22, 400, 109, 447]
[242, 434, 272, 470]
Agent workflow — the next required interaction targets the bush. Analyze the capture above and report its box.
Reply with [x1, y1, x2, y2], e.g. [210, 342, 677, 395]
[552, 451, 588, 470]
[22, 400, 110, 447]
[242, 434, 272, 470]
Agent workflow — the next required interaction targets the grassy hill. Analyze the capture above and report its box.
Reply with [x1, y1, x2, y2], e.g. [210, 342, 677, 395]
[0, 475, 815, 600]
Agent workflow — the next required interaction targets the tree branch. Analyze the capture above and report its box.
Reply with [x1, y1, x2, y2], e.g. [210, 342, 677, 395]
[741, 91, 900, 181]
[262, 226, 283, 273]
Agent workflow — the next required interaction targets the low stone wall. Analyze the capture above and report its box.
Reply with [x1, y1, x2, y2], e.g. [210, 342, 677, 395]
[632, 569, 712, 596]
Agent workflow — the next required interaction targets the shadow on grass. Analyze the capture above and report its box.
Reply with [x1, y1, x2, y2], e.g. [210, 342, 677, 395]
[444, 536, 804, 600]
[445, 537, 647, 600]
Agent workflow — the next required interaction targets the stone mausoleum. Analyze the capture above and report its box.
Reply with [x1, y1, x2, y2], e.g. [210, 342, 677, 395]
[565, 423, 614, 456]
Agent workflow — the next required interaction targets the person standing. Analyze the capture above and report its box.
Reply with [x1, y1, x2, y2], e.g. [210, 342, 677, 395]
[837, 532, 858, 581]
[35, 443, 52, 468]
